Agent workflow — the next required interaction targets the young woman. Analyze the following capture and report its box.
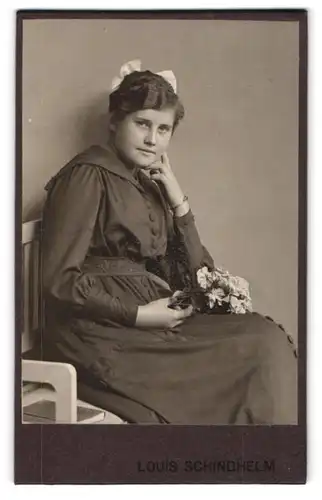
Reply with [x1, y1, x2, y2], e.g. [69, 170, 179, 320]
[41, 61, 297, 424]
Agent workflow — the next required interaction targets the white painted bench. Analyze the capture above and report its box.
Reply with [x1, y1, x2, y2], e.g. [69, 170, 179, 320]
[21, 219, 125, 424]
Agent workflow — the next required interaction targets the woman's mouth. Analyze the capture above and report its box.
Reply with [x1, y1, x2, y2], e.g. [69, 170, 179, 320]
[137, 148, 156, 156]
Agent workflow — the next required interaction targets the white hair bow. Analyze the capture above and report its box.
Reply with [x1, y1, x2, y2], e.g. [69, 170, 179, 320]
[110, 59, 177, 93]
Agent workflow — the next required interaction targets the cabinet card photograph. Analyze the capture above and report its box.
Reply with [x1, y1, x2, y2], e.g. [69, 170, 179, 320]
[16, 10, 307, 484]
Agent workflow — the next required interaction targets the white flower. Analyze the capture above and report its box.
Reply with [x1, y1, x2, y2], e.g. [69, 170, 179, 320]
[197, 266, 213, 290]
[216, 277, 231, 294]
[242, 296, 253, 312]
[207, 288, 226, 308]
[227, 275, 239, 293]
[229, 296, 247, 314]
[235, 276, 250, 296]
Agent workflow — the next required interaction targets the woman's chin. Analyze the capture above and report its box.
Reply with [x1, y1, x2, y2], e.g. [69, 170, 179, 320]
[134, 152, 159, 169]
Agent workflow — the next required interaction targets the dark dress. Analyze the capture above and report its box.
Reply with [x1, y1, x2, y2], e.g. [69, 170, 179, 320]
[41, 144, 297, 424]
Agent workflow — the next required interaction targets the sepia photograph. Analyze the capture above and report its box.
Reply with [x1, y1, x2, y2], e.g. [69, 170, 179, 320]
[16, 9, 306, 484]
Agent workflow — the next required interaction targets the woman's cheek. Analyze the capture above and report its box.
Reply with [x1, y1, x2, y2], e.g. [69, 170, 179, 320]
[161, 138, 171, 152]
[165, 132, 172, 145]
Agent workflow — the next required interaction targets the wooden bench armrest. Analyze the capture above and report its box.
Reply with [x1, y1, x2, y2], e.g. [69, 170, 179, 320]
[22, 360, 77, 423]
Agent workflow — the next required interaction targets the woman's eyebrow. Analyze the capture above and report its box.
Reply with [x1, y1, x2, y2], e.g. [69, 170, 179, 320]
[135, 117, 151, 123]
[135, 116, 173, 129]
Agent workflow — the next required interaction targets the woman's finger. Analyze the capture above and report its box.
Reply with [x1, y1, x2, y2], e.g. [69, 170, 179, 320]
[161, 152, 172, 171]
[150, 166, 167, 178]
[155, 161, 171, 174]
[175, 305, 194, 319]
[149, 172, 167, 182]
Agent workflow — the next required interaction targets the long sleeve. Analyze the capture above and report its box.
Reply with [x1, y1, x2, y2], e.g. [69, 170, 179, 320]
[165, 209, 214, 290]
[42, 164, 138, 326]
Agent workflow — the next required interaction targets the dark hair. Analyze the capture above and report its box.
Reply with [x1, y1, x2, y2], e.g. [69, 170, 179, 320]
[109, 70, 185, 131]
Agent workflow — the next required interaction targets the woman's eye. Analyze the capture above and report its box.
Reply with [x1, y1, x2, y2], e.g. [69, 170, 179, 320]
[136, 121, 148, 128]
[159, 127, 171, 134]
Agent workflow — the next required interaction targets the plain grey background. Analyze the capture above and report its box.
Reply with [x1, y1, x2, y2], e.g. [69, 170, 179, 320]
[22, 18, 299, 339]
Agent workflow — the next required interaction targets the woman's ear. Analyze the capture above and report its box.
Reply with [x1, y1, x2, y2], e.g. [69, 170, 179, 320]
[109, 121, 116, 133]
[108, 112, 117, 133]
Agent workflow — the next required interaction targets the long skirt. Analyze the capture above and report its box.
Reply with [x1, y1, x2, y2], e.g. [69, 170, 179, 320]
[44, 258, 298, 425]
[45, 310, 297, 425]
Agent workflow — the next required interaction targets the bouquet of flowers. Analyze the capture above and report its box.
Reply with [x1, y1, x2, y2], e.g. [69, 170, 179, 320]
[169, 266, 252, 314]
[196, 266, 253, 314]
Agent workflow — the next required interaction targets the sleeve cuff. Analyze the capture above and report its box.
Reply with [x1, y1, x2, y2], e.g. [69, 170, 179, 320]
[126, 304, 139, 326]
[173, 209, 195, 228]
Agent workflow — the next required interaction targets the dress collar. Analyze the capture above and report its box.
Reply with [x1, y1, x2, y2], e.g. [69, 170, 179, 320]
[45, 143, 144, 192]
[80, 143, 143, 189]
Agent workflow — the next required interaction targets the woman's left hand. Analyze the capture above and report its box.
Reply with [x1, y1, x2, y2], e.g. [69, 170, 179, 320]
[148, 153, 185, 209]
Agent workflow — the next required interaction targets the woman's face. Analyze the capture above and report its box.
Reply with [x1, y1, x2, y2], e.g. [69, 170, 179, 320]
[111, 107, 175, 169]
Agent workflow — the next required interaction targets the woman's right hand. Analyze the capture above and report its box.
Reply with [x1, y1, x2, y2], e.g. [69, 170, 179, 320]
[135, 293, 194, 329]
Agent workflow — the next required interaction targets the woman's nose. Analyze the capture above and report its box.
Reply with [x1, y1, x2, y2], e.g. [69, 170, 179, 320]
[145, 128, 157, 146]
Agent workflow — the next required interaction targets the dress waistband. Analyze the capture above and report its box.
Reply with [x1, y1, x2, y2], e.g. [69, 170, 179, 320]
[83, 256, 147, 275]
[82, 256, 171, 292]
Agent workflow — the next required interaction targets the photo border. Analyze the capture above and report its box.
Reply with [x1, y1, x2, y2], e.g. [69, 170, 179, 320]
[15, 9, 307, 484]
